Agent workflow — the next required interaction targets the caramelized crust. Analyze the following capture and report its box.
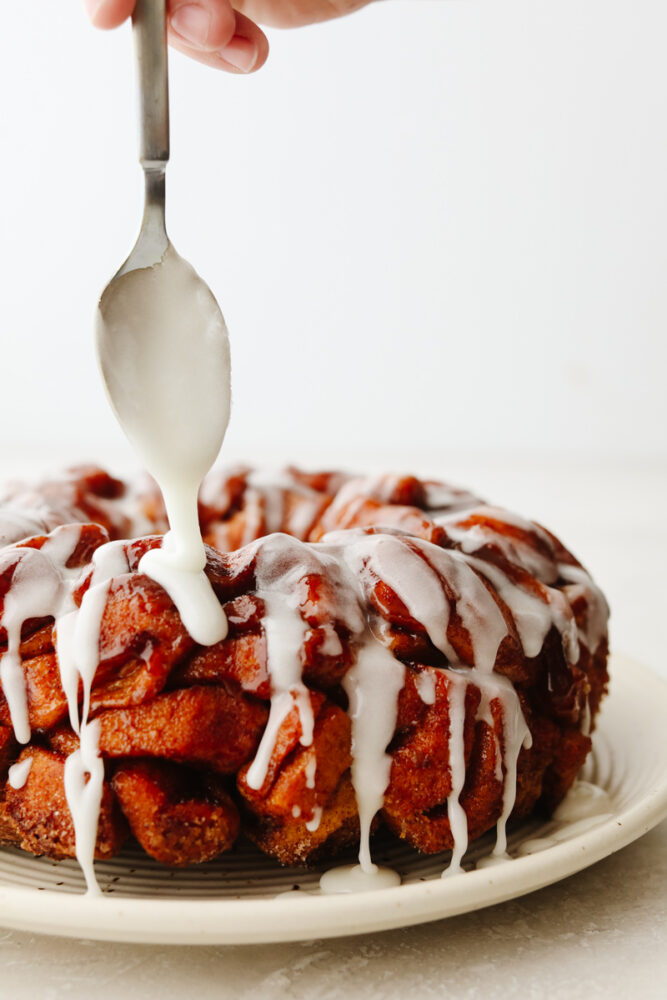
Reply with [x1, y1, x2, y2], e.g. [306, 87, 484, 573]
[3, 747, 128, 860]
[96, 684, 268, 774]
[112, 760, 240, 866]
[0, 466, 610, 870]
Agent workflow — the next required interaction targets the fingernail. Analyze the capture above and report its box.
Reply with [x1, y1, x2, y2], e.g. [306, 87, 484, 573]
[220, 36, 258, 73]
[171, 5, 212, 47]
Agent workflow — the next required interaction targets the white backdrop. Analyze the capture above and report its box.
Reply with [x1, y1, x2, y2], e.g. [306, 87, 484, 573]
[0, 1, 665, 470]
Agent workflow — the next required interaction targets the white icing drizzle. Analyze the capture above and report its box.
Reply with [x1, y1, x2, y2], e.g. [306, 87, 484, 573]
[139, 538, 227, 646]
[242, 531, 408, 877]
[368, 536, 452, 652]
[56, 540, 130, 894]
[0, 471, 156, 550]
[245, 537, 320, 791]
[0, 465, 609, 895]
[343, 638, 405, 874]
[0, 512, 58, 547]
[0, 552, 67, 745]
[475, 781, 613, 866]
[287, 495, 325, 541]
[436, 505, 608, 665]
[440, 673, 469, 877]
[324, 475, 400, 519]
[7, 756, 32, 789]
[63, 719, 105, 895]
[240, 527, 538, 882]
[415, 670, 436, 705]
[581, 694, 592, 736]
[305, 806, 322, 833]
[55, 541, 129, 728]
[244, 468, 328, 540]
[314, 474, 404, 536]
[0, 526, 83, 744]
[240, 527, 539, 881]
[436, 505, 559, 583]
[200, 467, 342, 543]
[240, 491, 264, 546]
[196, 466, 238, 515]
[318, 624, 343, 657]
[248, 474, 283, 535]
[464, 554, 579, 663]
[0, 509, 55, 549]
[412, 543, 508, 674]
[0, 528, 122, 892]
[341, 531, 532, 872]
[0, 524, 224, 894]
[475, 687, 505, 783]
[304, 756, 317, 790]
[484, 674, 532, 857]
[441, 668, 531, 867]
[558, 562, 610, 653]
[422, 481, 481, 512]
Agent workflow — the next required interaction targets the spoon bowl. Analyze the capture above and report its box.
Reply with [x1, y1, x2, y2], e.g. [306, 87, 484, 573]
[96, 238, 231, 567]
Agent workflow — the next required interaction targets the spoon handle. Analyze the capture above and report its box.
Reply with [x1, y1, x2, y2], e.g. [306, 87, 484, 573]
[133, 0, 170, 170]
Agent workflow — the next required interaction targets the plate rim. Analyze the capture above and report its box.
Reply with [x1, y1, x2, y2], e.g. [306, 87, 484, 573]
[0, 652, 665, 945]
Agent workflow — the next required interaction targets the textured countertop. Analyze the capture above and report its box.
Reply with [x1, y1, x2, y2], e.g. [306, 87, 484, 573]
[0, 453, 665, 999]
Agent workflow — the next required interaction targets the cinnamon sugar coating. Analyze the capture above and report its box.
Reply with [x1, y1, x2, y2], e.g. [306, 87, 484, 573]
[0, 466, 609, 868]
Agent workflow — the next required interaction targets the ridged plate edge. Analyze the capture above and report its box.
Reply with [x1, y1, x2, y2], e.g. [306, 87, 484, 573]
[0, 653, 665, 944]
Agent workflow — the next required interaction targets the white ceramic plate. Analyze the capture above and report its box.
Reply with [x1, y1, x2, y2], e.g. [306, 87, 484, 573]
[0, 652, 665, 945]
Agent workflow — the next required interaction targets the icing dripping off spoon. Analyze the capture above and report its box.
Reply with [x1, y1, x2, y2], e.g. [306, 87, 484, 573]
[95, 0, 228, 647]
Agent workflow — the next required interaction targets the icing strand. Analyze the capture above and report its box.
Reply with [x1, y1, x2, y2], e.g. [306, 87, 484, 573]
[245, 537, 320, 791]
[304, 757, 317, 789]
[139, 537, 228, 646]
[305, 806, 323, 833]
[63, 720, 105, 895]
[414, 543, 508, 673]
[56, 540, 130, 893]
[487, 674, 532, 857]
[343, 638, 405, 874]
[436, 504, 559, 583]
[558, 562, 610, 653]
[441, 674, 468, 876]
[581, 695, 592, 736]
[464, 554, 579, 663]
[7, 756, 32, 789]
[415, 670, 436, 705]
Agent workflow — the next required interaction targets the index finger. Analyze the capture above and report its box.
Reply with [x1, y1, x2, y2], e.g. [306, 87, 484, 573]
[84, 0, 269, 74]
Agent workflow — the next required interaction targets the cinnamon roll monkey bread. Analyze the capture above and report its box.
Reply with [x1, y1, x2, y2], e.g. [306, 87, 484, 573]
[0, 466, 609, 877]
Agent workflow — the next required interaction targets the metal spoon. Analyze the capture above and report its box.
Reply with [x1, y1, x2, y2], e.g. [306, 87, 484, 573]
[95, 0, 232, 582]
[109, 0, 171, 279]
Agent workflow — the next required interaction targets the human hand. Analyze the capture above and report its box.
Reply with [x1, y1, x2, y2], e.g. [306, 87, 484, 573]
[84, 1, 375, 74]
